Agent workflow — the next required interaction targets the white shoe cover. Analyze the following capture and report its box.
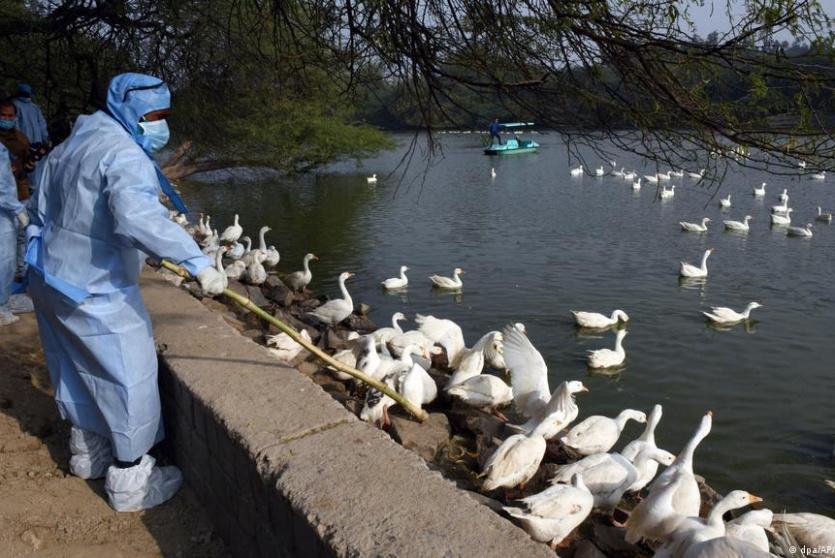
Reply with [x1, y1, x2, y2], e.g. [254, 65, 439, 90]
[0, 304, 19, 326]
[68, 427, 113, 480]
[105, 455, 183, 512]
[8, 293, 34, 314]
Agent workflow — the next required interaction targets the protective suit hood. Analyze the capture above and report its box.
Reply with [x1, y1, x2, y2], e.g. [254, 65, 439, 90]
[105, 73, 170, 154]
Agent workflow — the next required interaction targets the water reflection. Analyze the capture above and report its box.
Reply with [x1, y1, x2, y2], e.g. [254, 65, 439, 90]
[706, 319, 759, 334]
[678, 276, 708, 294]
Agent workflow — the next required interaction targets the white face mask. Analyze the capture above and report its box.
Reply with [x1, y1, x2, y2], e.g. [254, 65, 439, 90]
[138, 119, 170, 152]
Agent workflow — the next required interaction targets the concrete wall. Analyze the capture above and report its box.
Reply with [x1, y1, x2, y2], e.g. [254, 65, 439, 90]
[142, 272, 553, 558]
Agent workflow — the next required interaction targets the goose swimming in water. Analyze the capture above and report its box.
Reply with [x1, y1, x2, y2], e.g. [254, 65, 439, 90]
[586, 329, 628, 369]
[381, 265, 409, 290]
[787, 223, 814, 237]
[778, 188, 789, 203]
[723, 215, 752, 232]
[816, 206, 833, 223]
[752, 182, 766, 197]
[659, 185, 675, 199]
[367, 173, 378, 183]
[632, 178, 641, 191]
[719, 194, 732, 208]
[770, 209, 793, 226]
[680, 217, 710, 232]
[571, 309, 629, 329]
[679, 248, 714, 278]
[570, 165, 584, 176]
[703, 302, 762, 324]
[429, 267, 464, 290]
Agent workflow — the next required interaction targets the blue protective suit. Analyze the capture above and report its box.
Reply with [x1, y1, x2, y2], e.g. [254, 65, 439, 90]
[27, 73, 211, 461]
[12, 96, 49, 145]
[0, 145, 24, 305]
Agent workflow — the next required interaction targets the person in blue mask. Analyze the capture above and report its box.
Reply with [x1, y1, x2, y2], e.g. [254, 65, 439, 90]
[26, 73, 226, 512]
[12, 83, 49, 147]
[0, 144, 28, 326]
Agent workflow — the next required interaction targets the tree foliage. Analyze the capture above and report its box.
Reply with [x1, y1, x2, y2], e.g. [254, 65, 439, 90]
[0, 0, 833, 180]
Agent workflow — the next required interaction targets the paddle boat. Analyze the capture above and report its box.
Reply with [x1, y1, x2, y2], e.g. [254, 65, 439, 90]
[483, 122, 539, 155]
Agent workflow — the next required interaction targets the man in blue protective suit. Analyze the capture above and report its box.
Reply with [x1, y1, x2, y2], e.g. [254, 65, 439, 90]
[26, 73, 226, 512]
[11, 83, 50, 147]
[0, 144, 28, 326]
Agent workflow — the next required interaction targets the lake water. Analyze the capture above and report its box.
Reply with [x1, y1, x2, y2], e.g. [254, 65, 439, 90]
[180, 132, 835, 516]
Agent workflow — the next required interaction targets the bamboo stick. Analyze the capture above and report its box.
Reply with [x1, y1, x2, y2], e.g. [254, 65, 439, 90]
[160, 259, 429, 422]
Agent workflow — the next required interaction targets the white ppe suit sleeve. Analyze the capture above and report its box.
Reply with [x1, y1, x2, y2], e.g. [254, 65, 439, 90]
[103, 149, 211, 276]
[0, 148, 24, 217]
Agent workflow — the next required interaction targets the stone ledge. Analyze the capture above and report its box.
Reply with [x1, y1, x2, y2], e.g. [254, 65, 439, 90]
[142, 271, 552, 558]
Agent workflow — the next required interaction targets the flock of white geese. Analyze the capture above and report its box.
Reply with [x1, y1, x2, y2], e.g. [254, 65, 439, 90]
[170, 168, 834, 556]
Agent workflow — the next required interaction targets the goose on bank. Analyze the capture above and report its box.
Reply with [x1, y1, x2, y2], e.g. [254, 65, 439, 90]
[284, 253, 318, 292]
[306, 272, 355, 325]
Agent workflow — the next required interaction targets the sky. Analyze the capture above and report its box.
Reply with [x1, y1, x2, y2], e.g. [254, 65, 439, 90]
[685, 0, 834, 36]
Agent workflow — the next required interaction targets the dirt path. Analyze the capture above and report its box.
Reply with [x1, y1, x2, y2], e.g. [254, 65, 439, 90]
[0, 313, 228, 558]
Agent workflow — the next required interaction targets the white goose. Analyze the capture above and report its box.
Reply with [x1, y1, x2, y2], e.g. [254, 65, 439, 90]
[284, 253, 318, 291]
[625, 412, 713, 544]
[359, 374, 397, 427]
[778, 188, 789, 203]
[570, 165, 584, 177]
[367, 173, 378, 183]
[621, 404, 667, 492]
[414, 313, 466, 364]
[371, 312, 406, 346]
[491, 167, 497, 179]
[624, 171, 637, 180]
[551, 446, 675, 511]
[381, 265, 409, 290]
[219, 214, 243, 244]
[703, 302, 762, 324]
[446, 374, 513, 418]
[632, 178, 642, 191]
[501, 323, 550, 420]
[509, 379, 588, 441]
[680, 217, 710, 232]
[752, 182, 766, 197]
[429, 267, 464, 290]
[719, 193, 732, 208]
[723, 215, 752, 232]
[787, 223, 814, 237]
[687, 169, 705, 179]
[613, 167, 625, 177]
[306, 272, 355, 325]
[658, 171, 672, 181]
[772, 513, 835, 552]
[659, 185, 675, 199]
[242, 251, 267, 286]
[679, 248, 714, 278]
[266, 329, 312, 363]
[770, 208, 793, 226]
[594, 166, 605, 176]
[725, 509, 773, 552]
[212, 247, 229, 290]
[816, 206, 833, 223]
[811, 170, 826, 180]
[772, 197, 790, 214]
[397, 362, 438, 410]
[224, 259, 246, 280]
[560, 409, 647, 456]
[228, 236, 247, 260]
[644, 174, 659, 183]
[671, 169, 684, 177]
[242, 226, 270, 265]
[586, 329, 627, 369]
[503, 474, 594, 549]
[447, 331, 503, 387]
[480, 420, 550, 491]
[656, 490, 764, 557]
[571, 309, 629, 329]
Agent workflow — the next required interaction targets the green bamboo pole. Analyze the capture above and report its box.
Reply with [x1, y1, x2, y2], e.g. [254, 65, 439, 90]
[160, 259, 429, 422]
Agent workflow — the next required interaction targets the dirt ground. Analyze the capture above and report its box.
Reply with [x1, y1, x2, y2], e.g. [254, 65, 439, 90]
[0, 313, 229, 558]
